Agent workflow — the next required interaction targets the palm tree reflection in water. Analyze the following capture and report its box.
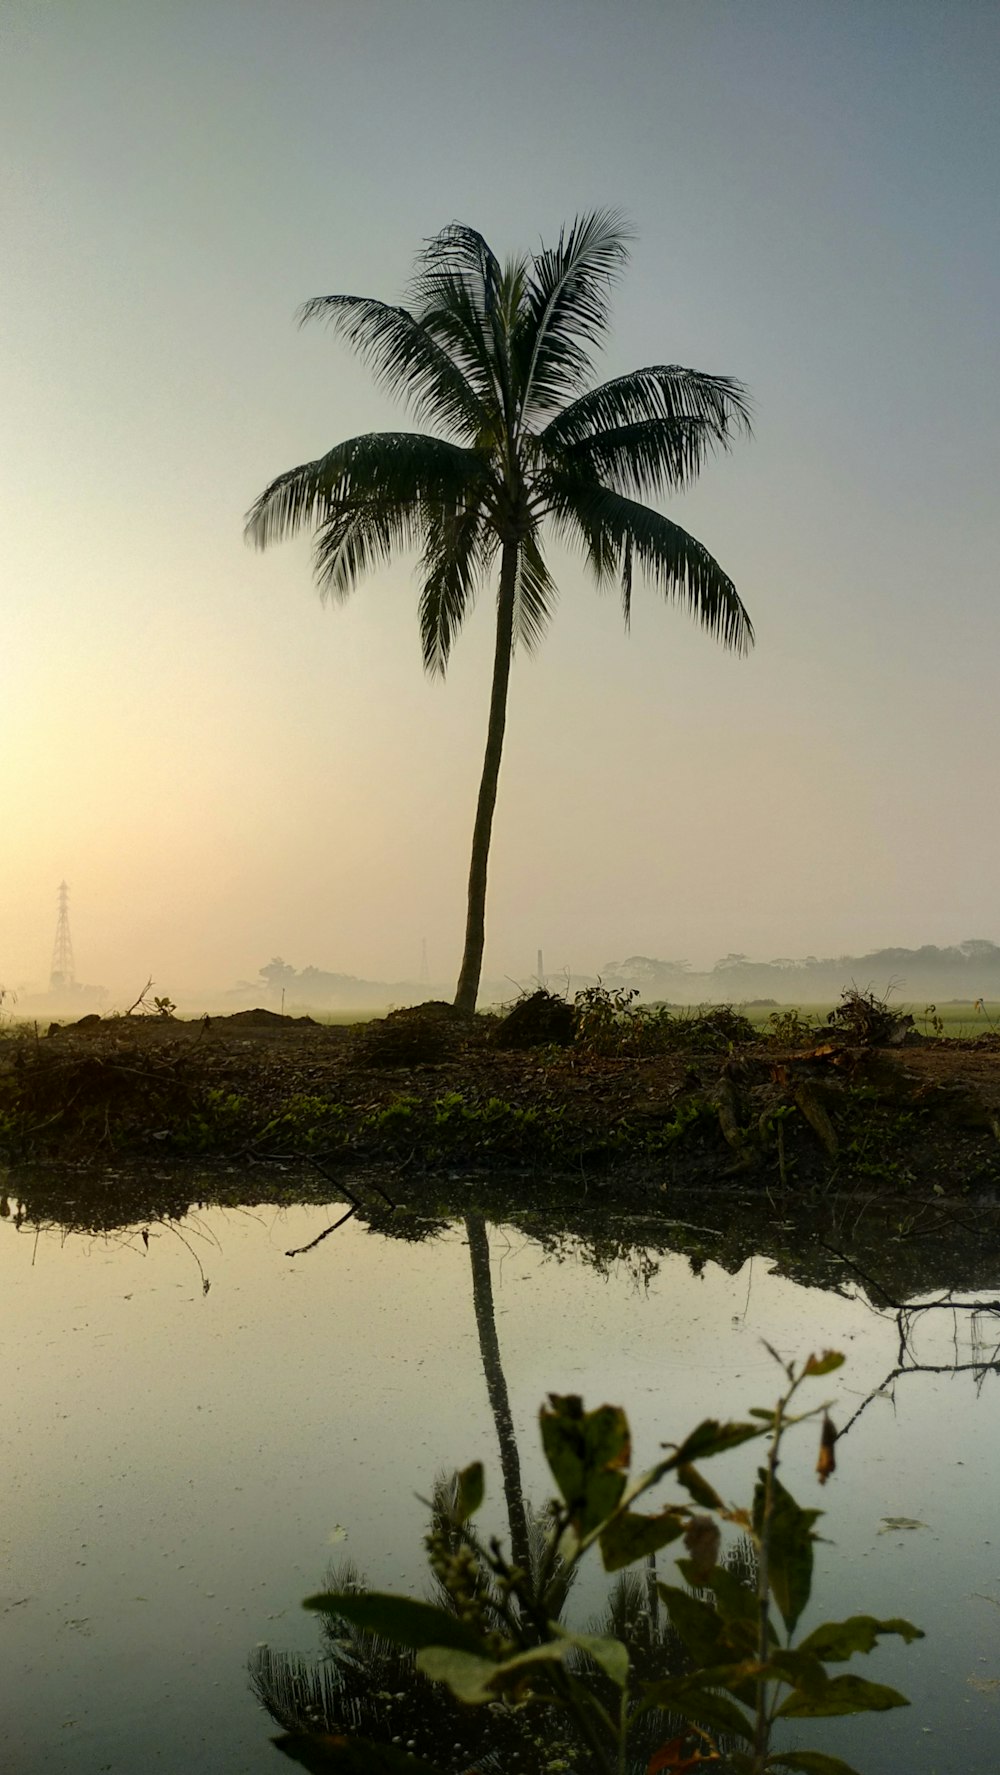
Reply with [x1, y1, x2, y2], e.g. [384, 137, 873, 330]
[251, 1521, 576, 1773]
[250, 1217, 757, 1769]
[250, 1534, 757, 1772]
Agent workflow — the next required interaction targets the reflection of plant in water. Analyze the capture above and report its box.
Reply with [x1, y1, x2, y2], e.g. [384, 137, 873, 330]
[257, 1352, 922, 1774]
[252, 1486, 581, 1772]
[578, 1538, 759, 1773]
[251, 1503, 748, 1772]
[251, 1553, 555, 1773]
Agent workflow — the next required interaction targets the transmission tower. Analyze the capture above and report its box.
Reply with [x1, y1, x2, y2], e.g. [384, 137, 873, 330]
[419, 937, 429, 985]
[50, 880, 76, 990]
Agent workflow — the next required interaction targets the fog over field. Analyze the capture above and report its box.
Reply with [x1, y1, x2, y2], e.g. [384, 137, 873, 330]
[3, 3, 998, 1007]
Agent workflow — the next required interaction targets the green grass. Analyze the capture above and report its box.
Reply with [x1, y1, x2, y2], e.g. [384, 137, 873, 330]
[735, 1000, 1000, 1038]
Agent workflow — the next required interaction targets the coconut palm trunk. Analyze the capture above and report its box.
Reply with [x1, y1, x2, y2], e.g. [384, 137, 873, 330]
[454, 542, 518, 1015]
[246, 214, 754, 1016]
[464, 1213, 532, 1576]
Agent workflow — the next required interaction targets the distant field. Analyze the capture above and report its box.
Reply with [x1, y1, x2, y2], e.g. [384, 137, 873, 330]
[277, 1006, 382, 1025]
[735, 1000, 1000, 1037]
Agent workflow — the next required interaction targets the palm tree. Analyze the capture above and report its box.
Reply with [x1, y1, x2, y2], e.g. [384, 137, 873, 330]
[246, 213, 753, 1013]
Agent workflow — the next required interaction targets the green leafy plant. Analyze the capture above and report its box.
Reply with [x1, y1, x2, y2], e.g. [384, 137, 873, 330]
[279, 1353, 921, 1774]
[172, 1087, 251, 1152]
[573, 985, 756, 1059]
[574, 982, 647, 1054]
[252, 1095, 350, 1154]
[825, 988, 904, 1047]
[765, 1009, 818, 1049]
[973, 998, 1000, 1033]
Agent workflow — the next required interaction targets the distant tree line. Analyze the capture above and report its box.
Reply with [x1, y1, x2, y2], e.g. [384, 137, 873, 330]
[255, 943, 1000, 1012]
[601, 940, 1000, 1004]
[258, 957, 403, 1009]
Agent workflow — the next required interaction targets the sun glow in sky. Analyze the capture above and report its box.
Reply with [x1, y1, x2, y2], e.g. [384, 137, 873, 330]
[2, 1, 999, 1000]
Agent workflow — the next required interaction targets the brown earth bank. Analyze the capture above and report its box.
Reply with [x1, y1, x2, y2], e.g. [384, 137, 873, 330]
[3, 997, 1000, 1207]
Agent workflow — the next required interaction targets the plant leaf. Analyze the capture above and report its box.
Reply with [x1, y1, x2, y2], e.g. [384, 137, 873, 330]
[540, 1394, 631, 1535]
[798, 1615, 925, 1662]
[683, 1515, 722, 1583]
[417, 1641, 567, 1703]
[645, 1683, 755, 1742]
[638, 1662, 760, 1728]
[302, 1591, 485, 1656]
[454, 1461, 484, 1522]
[549, 1622, 630, 1687]
[676, 1463, 725, 1510]
[753, 1473, 822, 1635]
[776, 1674, 910, 1717]
[763, 1649, 829, 1696]
[646, 1733, 724, 1773]
[802, 1352, 846, 1378]
[600, 1507, 685, 1571]
[675, 1561, 759, 1652]
[652, 1419, 765, 1481]
[657, 1585, 728, 1666]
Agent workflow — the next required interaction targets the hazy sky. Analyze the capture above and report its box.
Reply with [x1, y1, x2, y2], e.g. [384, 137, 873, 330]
[3, 0, 999, 998]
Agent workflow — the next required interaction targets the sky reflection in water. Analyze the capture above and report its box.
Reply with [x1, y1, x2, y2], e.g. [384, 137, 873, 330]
[4, 1197, 1000, 1773]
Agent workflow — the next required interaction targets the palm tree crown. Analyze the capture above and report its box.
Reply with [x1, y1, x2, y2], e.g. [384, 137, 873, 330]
[246, 213, 753, 1012]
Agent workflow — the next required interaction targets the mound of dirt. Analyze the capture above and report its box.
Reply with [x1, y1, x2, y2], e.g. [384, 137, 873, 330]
[494, 990, 577, 1049]
[351, 1006, 465, 1067]
[5, 1037, 200, 1153]
[217, 1008, 316, 1027]
[384, 1000, 462, 1023]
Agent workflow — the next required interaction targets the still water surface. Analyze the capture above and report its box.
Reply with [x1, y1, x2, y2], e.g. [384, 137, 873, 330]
[4, 1192, 1000, 1773]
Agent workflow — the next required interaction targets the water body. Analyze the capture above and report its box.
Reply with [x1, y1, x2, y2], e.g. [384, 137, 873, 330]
[4, 1185, 1000, 1774]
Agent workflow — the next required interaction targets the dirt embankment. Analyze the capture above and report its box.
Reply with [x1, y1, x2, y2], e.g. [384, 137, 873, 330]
[3, 997, 1000, 1202]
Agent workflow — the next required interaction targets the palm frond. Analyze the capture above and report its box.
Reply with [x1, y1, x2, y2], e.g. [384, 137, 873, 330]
[410, 225, 527, 430]
[418, 273, 507, 429]
[297, 293, 486, 440]
[550, 478, 754, 653]
[412, 223, 504, 317]
[516, 209, 632, 422]
[512, 533, 557, 654]
[418, 506, 495, 676]
[554, 417, 723, 500]
[311, 500, 426, 601]
[543, 364, 753, 449]
[244, 432, 485, 550]
[523, 1500, 576, 1618]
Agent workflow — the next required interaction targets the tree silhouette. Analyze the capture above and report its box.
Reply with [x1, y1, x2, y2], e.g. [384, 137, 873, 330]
[246, 214, 752, 1010]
